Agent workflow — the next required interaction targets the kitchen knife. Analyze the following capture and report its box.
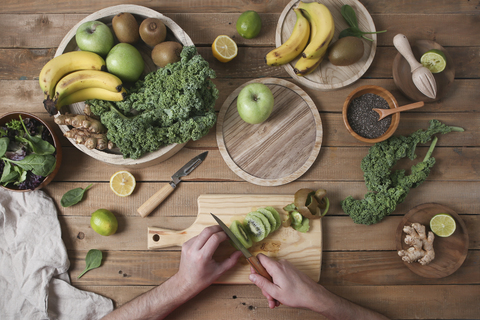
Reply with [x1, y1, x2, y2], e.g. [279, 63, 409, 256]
[210, 213, 273, 282]
[137, 151, 208, 218]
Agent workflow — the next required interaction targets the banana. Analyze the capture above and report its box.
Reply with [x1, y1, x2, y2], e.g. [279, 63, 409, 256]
[56, 87, 127, 109]
[298, 1, 335, 59]
[265, 8, 310, 66]
[293, 55, 324, 76]
[54, 70, 123, 108]
[39, 51, 106, 115]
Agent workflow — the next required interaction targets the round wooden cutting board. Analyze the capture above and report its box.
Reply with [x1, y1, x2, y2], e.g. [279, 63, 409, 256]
[216, 78, 323, 186]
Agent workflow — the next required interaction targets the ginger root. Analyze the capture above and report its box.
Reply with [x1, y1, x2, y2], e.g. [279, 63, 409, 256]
[64, 128, 113, 150]
[398, 223, 435, 265]
[54, 113, 106, 133]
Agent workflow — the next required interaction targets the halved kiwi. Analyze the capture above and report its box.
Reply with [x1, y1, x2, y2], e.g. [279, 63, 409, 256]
[265, 206, 282, 231]
[256, 208, 277, 231]
[244, 214, 267, 242]
[248, 211, 271, 238]
[229, 220, 253, 249]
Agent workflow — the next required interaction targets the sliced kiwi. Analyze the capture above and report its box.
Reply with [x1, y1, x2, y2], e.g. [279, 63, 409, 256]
[292, 217, 310, 233]
[244, 215, 266, 242]
[265, 206, 282, 231]
[229, 220, 253, 249]
[256, 208, 277, 231]
[247, 211, 271, 238]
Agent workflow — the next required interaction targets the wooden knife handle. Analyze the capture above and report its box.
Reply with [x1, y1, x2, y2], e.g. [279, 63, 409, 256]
[247, 255, 273, 282]
[137, 183, 175, 218]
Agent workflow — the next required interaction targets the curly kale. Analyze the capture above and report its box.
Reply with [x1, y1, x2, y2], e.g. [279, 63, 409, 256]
[342, 120, 464, 225]
[87, 46, 218, 159]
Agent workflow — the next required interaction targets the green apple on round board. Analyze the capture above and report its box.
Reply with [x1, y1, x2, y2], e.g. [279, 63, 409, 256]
[237, 83, 274, 124]
[106, 43, 145, 82]
[75, 21, 114, 56]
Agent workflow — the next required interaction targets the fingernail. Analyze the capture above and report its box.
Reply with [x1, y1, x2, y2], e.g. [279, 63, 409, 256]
[249, 274, 256, 283]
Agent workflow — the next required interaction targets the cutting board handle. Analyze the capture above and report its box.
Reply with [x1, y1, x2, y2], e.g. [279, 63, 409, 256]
[148, 226, 198, 249]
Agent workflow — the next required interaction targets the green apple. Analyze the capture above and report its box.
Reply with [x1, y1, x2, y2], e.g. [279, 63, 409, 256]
[237, 83, 274, 124]
[75, 21, 114, 56]
[106, 43, 144, 82]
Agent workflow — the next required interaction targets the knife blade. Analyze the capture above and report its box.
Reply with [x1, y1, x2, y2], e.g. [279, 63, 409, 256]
[210, 213, 273, 282]
[137, 152, 208, 217]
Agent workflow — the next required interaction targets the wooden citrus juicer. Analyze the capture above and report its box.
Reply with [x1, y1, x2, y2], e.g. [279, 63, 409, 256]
[373, 101, 424, 120]
[393, 34, 437, 99]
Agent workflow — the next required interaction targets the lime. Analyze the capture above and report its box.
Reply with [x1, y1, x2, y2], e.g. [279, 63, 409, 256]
[420, 49, 447, 73]
[236, 11, 262, 39]
[430, 213, 456, 237]
[91, 209, 118, 236]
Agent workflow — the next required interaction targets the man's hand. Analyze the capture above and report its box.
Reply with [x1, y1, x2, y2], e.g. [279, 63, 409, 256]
[174, 225, 243, 298]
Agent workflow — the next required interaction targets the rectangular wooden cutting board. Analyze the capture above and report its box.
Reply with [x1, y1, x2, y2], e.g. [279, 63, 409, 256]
[148, 194, 322, 284]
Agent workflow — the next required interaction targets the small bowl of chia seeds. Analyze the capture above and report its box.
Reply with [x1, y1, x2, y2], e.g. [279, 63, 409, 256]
[342, 85, 400, 143]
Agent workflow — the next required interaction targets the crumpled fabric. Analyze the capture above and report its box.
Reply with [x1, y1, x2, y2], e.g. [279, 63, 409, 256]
[0, 189, 113, 319]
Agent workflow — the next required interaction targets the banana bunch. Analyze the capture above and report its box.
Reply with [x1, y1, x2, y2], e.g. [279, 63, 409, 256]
[39, 51, 126, 115]
[265, 1, 335, 76]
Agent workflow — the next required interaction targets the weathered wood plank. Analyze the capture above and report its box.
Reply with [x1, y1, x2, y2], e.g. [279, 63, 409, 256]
[59, 215, 480, 251]
[68, 250, 479, 287]
[74, 284, 480, 319]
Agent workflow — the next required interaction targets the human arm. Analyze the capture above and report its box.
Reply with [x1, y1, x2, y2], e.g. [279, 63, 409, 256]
[102, 225, 242, 320]
[249, 254, 389, 320]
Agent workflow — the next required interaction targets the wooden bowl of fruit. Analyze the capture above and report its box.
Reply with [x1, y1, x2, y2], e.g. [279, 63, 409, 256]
[52, 4, 196, 168]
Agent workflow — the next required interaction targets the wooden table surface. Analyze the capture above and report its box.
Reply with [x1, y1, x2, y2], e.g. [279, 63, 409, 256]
[1, 1, 479, 319]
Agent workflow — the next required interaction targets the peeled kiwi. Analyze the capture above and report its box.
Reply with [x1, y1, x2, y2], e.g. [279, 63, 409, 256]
[248, 211, 271, 237]
[256, 208, 277, 231]
[151, 41, 183, 68]
[328, 36, 364, 66]
[112, 12, 140, 44]
[229, 220, 253, 249]
[139, 18, 167, 47]
[265, 206, 282, 231]
[244, 215, 266, 242]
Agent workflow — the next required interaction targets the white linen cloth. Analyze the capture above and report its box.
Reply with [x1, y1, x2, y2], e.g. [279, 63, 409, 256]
[0, 189, 113, 319]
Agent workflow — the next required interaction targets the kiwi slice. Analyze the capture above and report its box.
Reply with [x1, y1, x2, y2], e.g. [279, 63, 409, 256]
[244, 215, 266, 242]
[229, 220, 253, 249]
[256, 208, 277, 231]
[292, 217, 310, 233]
[247, 211, 271, 238]
[265, 206, 282, 231]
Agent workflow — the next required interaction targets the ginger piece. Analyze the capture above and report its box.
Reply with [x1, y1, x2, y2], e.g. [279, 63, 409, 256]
[64, 128, 113, 150]
[398, 222, 435, 265]
[55, 113, 106, 133]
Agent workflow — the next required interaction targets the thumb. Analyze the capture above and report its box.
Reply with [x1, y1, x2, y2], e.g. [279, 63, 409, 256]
[249, 272, 278, 296]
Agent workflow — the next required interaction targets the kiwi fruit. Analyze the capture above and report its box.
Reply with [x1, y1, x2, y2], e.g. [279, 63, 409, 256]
[244, 215, 267, 242]
[229, 220, 253, 249]
[112, 12, 140, 44]
[265, 206, 282, 231]
[292, 217, 310, 233]
[256, 208, 277, 231]
[151, 41, 183, 68]
[139, 18, 167, 47]
[248, 211, 271, 237]
[328, 36, 364, 66]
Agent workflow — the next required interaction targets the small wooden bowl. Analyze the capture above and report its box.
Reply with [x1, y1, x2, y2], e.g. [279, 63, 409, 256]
[342, 85, 400, 143]
[0, 112, 62, 192]
[54, 4, 194, 168]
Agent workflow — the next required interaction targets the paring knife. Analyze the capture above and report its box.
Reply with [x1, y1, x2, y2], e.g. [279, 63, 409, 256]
[210, 213, 273, 282]
[137, 151, 208, 218]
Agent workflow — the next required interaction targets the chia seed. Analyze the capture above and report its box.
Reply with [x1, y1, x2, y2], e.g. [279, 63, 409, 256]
[347, 93, 392, 139]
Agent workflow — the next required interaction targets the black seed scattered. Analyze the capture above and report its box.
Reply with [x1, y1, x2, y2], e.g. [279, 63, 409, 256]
[248, 306, 255, 310]
[232, 295, 237, 299]
[347, 93, 392, 139]
[242, 303, 246, 305]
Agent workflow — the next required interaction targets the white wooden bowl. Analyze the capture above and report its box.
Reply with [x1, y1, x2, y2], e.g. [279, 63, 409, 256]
[54, 4, 194, 168]
[276, 0, 377, 90]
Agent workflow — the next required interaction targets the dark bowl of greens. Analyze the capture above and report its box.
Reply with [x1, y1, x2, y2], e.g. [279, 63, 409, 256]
[0, 112, 62, 192]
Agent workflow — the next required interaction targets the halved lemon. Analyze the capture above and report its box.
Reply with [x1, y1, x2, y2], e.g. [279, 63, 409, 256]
[110, 170, 136, 197]
[212, 35, 238, 63]
[430, 213, 456, 237]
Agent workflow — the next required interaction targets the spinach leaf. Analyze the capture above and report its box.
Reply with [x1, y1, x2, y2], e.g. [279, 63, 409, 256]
[339, 5, 387, 42]
[341, 4, 358, 28]
[1, 161, 19, 185]
[61, 184, 93, 207]
[19, 115, 55, 155]
[4, 154, 56, 177]
[78, 249, 103, 279]
[0, 137, 9, 158]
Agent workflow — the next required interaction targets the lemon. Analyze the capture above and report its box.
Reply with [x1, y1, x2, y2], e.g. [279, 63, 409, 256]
[420, 49, 447, 73]
[236, 10, 262, 39]
[90, 209, 118, 236]
[212, 35, 238, 63]
[110, 170, 136, 197]
[430, 213, 456, 237]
